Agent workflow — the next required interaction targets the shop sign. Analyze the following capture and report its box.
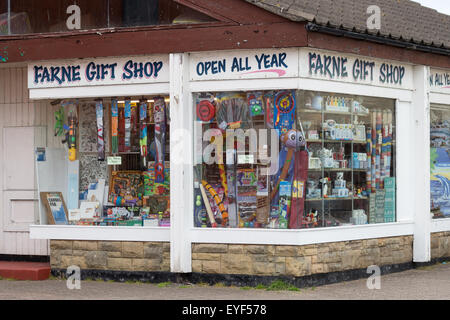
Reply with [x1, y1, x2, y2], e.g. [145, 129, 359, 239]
[189, 48, 299, 81]
[299, 48, 413, 90]
[28, 55, 169, 89]
[430, 68, 450, 94]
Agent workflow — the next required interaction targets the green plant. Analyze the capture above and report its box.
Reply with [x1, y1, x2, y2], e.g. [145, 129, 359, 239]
[157, 281, 172, 288]
[266, 280, 299, 291]
[255, 284, 268, 290]
[240, 286, 252, 290]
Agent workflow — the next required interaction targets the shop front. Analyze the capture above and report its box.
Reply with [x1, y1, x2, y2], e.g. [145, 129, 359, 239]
[429, 68, 450, 261]
[26, 46, 441, 284]
[28, 54, 173, 273]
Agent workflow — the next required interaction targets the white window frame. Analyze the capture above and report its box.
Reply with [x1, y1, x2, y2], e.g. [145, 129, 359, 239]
[186, 61, 416, 250]
[29, 81, 171, 242]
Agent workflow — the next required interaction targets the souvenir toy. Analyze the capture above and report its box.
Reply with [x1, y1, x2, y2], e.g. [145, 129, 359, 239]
[196, 97, 216, 122]
[264, 92, 274, 128]
[139, 99, 148, 167]
[247, 92, 264, 116]
[274, 90, 296, 135]
[270, 129, 305, 200]
[320, 177, 330, 197]
[124, 99, 132, 152]
[306, 180, 321, 199]
[153, 97, 167, 183]
[325, 95, 349, 112]
[202, 180, 228, 227]
[111, 98, 119, 154]
[332, 172, 349, 198]
[54, 106, 65, 137]
[318, 148, 334, 168]
[199, 182, 217, 228]
[95, 99, 105, 161]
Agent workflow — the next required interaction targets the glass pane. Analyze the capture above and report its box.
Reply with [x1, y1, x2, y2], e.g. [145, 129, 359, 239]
[430, 106, 450, 219]
[193, 90, 396, 229]
[37, 96, 171, 227]
[1, 0, 216, 36]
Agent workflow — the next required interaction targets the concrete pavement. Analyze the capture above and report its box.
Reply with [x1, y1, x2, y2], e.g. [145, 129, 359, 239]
[0, 262, 449, 300]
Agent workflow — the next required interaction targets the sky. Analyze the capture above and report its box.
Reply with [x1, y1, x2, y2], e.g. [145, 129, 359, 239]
[412, 0, 450, 15]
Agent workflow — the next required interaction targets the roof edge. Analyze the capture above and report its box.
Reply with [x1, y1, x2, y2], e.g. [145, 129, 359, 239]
[245, 0, 314, 22]
[306, 22, 450, 57]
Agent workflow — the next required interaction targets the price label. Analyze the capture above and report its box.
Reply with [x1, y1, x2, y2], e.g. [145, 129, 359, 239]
[237, 154, 254, 164]
[107, 156, 122, 166]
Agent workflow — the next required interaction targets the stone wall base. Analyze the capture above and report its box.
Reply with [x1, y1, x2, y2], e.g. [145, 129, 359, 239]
[50, 240, 170, 272]
[431, 232, 450, 259]
[192, 236, 414, 277]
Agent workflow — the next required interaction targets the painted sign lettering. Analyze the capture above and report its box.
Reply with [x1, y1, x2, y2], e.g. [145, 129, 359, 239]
[308, 51, 406, 85]
[190, 49, 299, 80]
[430, 70, 450, 88]
[28, 55, 169, 89]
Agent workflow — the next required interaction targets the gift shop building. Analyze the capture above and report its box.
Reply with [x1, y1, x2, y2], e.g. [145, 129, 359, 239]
[0, 0, 449, 285]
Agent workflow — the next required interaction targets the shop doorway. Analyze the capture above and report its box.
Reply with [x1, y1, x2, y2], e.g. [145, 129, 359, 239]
[1, 126, 49, 256]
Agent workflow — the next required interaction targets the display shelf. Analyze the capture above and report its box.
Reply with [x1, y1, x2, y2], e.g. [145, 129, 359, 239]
[306, 139, 367, 144]
[306, 196, 368, 202]
[299, 109, 369, 117]
[308, 168, 367, 172]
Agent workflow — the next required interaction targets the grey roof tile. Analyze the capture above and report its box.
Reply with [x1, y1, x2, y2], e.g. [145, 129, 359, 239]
[246, 0, 450, 49]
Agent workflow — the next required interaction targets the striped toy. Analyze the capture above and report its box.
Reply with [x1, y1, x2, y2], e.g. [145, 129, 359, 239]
[202, 180, 229, 227]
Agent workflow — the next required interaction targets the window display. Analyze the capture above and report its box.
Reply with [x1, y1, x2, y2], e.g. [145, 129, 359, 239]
[193, 90, 396, 229]
[50, 96, 170, 227]
[430, 106, 450, 219]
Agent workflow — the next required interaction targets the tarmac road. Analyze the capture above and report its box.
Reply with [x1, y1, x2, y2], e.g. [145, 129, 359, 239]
[0, 262, 449, 300]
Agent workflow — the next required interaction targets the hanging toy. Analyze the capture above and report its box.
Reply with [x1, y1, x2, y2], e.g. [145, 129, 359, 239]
[153, 97, 167, 183]
[67, 113, 77, 162]
[265, 92, 274, 129]
[196, 97, 216, 122]
[274, 90, 296, 135]
[54, 107, 65, 137]
[247, 92, 264, 117]
[95, 99, 105, 161]
[111, 98, 119, 154]
[124, 99, 132, 153]
[139, 99, 148, 168]
[60, 100, 78, 162]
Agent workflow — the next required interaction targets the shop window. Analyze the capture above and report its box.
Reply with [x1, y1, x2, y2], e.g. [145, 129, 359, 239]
[0, 0, 216, 36]
[430, 105, 450, 219]
[38, 96, 170, 227]
[193, 90, 396, 229]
